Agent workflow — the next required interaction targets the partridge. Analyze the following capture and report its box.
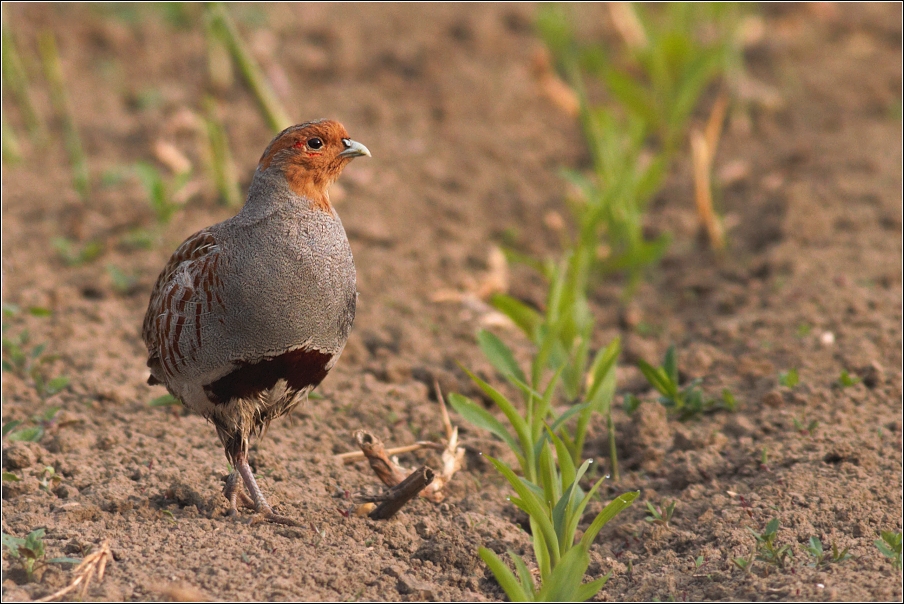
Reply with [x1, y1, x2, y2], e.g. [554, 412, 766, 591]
[142, 120, 370, 524]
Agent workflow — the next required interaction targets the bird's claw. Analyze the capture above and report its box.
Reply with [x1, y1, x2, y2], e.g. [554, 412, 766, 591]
[250, 510, 303, 527]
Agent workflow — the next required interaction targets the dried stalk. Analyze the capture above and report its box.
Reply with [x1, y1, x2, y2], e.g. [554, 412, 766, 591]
[35, 540, 112, 602]
[354, 429, 410, 487]
[366, 466, 435, 520]
[335, 440, 443, 465]
[203, 96, 242, 208]
[608, 3, 648, 49]
[205, 3, 291, 132]
[2, 12, 45, 141]
[345, 381, 465, 514]
[2, 114, 22, 164]
[203, 8, 234, 92]
[691, 93, 728, 251]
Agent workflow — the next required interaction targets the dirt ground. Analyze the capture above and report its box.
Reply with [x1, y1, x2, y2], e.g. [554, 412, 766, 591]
[2, 4, 901, 602]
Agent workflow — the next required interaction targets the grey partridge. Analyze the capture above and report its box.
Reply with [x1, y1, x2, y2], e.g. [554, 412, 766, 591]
[142, 120, 370, 524]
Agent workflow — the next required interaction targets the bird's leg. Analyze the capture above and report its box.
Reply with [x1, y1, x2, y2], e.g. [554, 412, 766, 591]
[234, 455, 301, 526]
[223, 471, 255, 515]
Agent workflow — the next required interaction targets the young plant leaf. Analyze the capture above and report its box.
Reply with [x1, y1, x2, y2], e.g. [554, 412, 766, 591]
[447, 393, 520, 456]
[478, 547, 530, 602]
[477, 329, 527, 385]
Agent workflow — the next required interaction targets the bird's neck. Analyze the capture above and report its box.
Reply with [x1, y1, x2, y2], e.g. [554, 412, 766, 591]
[241, 168, 333, 219]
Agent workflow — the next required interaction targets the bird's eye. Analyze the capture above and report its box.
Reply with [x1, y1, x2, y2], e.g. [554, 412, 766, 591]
[307, 137, 323, 150]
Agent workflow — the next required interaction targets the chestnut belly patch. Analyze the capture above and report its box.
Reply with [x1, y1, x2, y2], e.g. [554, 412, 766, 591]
[203, 347, 333, 405]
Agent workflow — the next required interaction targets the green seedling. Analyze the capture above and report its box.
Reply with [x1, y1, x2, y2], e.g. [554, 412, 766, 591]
[749, 518, 793, 569]
[536, 4, 744, 286]
[3, 407, 62, 443]
[2, 323, 70, 402]
[479, 450, 637, 601]
[637, 346, 734, 420]
[875, 531, 902, 571]
[645, 500, 677, 528]
[52, 237, 104, 266]
[33, 374, 70, 401]
[731, 555, 754, 573]
[149, 394, 181, 407]
[205, 3, 291, 132]
[792, 417, 818, 437]
[107, 264, 140, 295]
[119, 228, 158, 250]
[101, 166, 130, 188]
[38, 31, 89, 199]
[804, 536, 851, 567]
[133, 162, 192, 225]
[837, 370, 861, 388]
[1, 329, 35, 377]
[451, 336, 636, 600]
[720, 389, 738, 411]
[778, 368, 799, 388]
[759, 448, 770, 469]
[623, 393, 641, 415]
[1, 529, 80, 582]
[203, 96, 242, 208]
[37, 466, 62, 492]
[487, 258, 622, 475]
[2, 114, 22, 164]
[2, 471, 21, 482]
[2, 12, 45, 142]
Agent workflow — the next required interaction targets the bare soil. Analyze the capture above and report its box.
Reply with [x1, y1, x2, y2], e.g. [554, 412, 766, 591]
[2, 4, 901, 601]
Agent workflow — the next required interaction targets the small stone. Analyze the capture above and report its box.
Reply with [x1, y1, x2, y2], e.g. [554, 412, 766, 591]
[861, 361, 884, 389]
[383, 565, 403, 578]
[762, 390, 783, 408]
[397, 575, 436, 599]
[724, 415, 756, 437]
[3, 442, 36, 470]
[96, 434, 118, 451]
[54, 484, 80, 499]
[414, 518, 435, 539]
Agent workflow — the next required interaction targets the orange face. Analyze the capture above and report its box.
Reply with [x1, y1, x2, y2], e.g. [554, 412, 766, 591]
[258, 120, 370, 210]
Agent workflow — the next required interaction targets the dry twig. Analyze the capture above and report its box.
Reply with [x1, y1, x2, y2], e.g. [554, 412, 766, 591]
[365, 466, 435, 520]
[35, 540, 112, 602]
[343, 382, 465, 518]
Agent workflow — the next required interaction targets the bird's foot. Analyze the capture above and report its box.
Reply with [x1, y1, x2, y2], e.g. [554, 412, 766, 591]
[224, 471, 256, 517]
[250, 508, 303, 527]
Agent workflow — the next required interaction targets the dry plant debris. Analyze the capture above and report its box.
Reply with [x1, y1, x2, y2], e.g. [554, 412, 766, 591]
[691, 92, 729, 250]
[338, 384, 465, 519]
[35, 540, 112, 603]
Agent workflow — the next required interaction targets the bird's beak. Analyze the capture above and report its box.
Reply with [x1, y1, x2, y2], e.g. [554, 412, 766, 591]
[338, 139, 371, 159]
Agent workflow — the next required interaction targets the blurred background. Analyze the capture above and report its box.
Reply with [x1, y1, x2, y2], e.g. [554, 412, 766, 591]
[2, 4, 901, 602]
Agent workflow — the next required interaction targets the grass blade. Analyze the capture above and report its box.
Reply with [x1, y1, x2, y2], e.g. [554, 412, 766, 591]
[486, 455, 561, 566]
[478, 548, 530, 602]
[447, 393, 519, 457]
[477, 329, 527, 385]
[38, 31, 89, 199]
[580, 491, 638, 549]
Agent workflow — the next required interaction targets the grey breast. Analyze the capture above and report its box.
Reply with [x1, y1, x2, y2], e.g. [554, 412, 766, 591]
[215, 203, 357, 366]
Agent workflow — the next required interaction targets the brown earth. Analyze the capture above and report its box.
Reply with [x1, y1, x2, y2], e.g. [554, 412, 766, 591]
[2, 4, 902, 602]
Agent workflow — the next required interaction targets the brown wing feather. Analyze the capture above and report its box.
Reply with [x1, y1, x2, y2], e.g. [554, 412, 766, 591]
[143, 229, 221, 384]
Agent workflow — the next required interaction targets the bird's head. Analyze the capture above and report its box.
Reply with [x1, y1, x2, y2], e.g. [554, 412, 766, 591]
[257, 119, 370, 210]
